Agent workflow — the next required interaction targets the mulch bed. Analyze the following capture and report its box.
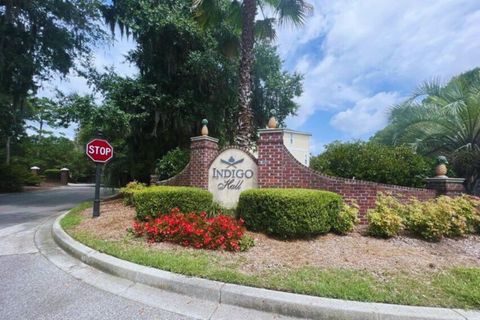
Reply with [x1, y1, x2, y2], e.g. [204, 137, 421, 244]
[75, 200, 480, 276]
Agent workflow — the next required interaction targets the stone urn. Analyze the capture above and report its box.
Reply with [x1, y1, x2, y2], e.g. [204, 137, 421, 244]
[435, 156, 448, 177]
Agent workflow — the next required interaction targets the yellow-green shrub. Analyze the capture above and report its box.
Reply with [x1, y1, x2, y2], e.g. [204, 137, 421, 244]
[367, 194, 404, 238]
[331, 201, 359, 235]
[452, 195, 480, 234]
[404, 196, 480, 241]
[120, 181, 146, 206]
[406, 200, 451, 241]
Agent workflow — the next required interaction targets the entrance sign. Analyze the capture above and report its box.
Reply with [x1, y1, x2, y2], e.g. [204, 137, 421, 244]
[86, 138, 114, 218]
[86, 139, 113, 163]
[208, 149, 257, 208]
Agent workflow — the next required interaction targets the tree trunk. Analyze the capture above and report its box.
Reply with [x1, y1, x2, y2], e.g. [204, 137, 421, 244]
[36, 118, 43, 157]
[234, 0, 256, 148]
[6, 136, 11, 165]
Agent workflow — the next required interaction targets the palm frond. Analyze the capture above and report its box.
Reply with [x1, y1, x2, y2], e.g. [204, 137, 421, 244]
[255, 18, 276, 40]
[263, 0, 313, 27]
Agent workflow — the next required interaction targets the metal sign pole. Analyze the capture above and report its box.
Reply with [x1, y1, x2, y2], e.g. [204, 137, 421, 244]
[93, 163, 102, 217]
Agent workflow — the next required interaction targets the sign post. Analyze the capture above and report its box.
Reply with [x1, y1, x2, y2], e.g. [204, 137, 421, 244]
[86, 138, 114, 217]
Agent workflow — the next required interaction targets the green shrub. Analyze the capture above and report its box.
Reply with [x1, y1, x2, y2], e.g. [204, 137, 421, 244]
[239, 234, 255, 251]
[120, 181, 146, 206]
[330, 201, 359, 234]
[155, 147, 190, 180]
[0, 164, 25, 192]
[133, 186, 213, 220]
[310, 141, 432, 187]
[237, 188, 343, 239]
[367, 195, 404, 238]
[23, 173, 43, 186]
[44, 168, 61, 181]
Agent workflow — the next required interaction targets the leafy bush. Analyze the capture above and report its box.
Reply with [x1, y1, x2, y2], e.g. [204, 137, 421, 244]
[133, 186, 213, 220]
[310, 142, 432, 187]
[405, 196, 480, 240]
[132, 208, 249, 251]
[452, 195, 480, 234]
[0, 164, 25, 192]
[155, 148, 190, 181]
[23, 173, 43, 186]
[44, 168, 61, 181]
[237, 188, 343, 238]
[331, 201, 359, 235]
[367, 194, 480, 241]
[367, 195, 404, 238]
[120, 181, 146, 206]
[406, 200, 451, 241]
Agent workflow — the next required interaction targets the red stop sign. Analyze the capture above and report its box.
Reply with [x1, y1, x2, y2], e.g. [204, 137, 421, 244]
[86, 139, 114, 163]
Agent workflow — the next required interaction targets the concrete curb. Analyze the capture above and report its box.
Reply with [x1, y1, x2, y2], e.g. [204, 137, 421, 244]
[53, 212, 480, 320]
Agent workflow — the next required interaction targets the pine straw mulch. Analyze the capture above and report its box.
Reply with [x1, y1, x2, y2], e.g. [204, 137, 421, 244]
[74, 200, 480, 276]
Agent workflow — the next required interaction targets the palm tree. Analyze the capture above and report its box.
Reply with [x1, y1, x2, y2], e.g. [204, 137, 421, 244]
[386, 68, 480, 192]
[193, 0, 313, 147]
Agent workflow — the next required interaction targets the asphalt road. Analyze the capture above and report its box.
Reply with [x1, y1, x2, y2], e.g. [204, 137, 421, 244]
[0, 187, 192, 320]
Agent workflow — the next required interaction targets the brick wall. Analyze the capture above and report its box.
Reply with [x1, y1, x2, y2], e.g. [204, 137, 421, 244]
[257, 129, 437, 223]
[155, 130, 462, 224]
[157, 163, 191, 187]
[158, 136, 219, 189]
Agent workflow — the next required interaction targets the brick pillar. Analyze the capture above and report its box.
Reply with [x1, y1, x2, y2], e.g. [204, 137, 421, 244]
[258, 129, 285, 188]
[425, 177, 466, 197]
[60, 168, 69, 185]
[189, 136, 219, 189]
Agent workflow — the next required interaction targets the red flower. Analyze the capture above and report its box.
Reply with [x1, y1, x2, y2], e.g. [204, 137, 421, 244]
[131, 208, 246, 251]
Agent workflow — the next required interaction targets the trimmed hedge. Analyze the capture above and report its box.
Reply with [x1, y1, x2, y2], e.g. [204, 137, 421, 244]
[44, 168, 61, 181]
[237, 188, 343, 238]
[133, 186, 213, 220]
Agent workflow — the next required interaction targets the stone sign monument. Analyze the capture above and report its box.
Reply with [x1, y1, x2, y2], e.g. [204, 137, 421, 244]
[208, 148, 258, 208]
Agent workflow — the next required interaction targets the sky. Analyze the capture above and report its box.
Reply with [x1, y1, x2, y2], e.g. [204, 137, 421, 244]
[38, 0, 480, 154]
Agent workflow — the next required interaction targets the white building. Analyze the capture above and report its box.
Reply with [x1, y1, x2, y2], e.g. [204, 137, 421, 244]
[282, 129, 311, 166]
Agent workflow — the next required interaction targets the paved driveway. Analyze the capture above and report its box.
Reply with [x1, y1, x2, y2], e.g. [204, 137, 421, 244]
[0, 187, 192, 320]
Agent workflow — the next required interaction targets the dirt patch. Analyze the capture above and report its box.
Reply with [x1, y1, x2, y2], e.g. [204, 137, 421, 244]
[74, 200, 480, 275]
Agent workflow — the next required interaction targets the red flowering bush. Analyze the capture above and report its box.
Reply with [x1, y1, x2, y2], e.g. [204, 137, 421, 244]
[131, 208, 252, 251]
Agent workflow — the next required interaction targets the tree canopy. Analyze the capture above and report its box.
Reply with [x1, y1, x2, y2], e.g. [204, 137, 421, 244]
[57, 0, 303, 185]
[0, 0, 105, 164]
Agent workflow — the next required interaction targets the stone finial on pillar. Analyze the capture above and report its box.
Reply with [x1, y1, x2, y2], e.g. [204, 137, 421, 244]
[434, 156, 448, 177]
[267, 116, 277, 129]
[30, 166, 40, 175]
[201, 119, 209, 136]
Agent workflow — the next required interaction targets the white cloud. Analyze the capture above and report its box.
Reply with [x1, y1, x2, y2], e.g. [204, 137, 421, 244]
[330, 91, 403, 137]
[278, 0, 480, 137]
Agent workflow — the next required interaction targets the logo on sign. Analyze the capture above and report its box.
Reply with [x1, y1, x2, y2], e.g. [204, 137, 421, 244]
[212, 156, 254, 190]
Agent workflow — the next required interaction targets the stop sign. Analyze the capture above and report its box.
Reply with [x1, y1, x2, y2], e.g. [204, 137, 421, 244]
[86, 139, 114, 163]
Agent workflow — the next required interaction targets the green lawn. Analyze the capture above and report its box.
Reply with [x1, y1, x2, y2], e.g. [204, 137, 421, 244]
[62, 203, 480, 309]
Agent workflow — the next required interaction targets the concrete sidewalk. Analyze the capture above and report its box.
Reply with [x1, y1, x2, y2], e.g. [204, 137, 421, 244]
[50, 212, 480, 320]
